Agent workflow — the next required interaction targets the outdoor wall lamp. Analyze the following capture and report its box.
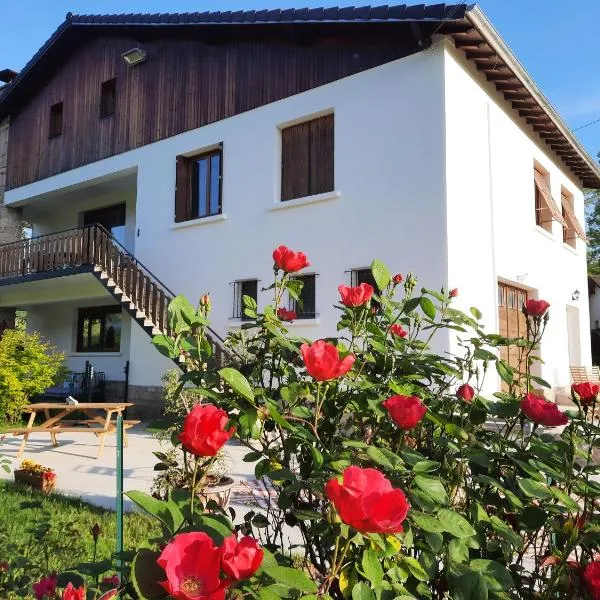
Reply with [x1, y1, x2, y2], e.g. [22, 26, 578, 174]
[572, 289, 580, 301]
[121, 48, 147, 66]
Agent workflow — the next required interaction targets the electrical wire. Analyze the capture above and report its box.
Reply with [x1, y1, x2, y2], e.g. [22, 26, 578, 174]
[573, 117, 600, 132]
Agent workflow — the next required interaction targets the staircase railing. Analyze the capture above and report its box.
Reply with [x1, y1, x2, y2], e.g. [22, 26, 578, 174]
[0, 224, 227, 354]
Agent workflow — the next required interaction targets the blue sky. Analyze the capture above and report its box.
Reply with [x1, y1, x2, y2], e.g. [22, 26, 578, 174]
[1, 1, 599, 158]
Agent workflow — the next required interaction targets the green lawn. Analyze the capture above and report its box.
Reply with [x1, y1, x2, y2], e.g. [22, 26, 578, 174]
[0, 480, 160, 596]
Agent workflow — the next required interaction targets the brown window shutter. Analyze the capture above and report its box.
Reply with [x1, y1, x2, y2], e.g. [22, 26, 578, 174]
[175, 155, 191, 222]
[281, 121, 310, 201]
[309, 114, 334, 195]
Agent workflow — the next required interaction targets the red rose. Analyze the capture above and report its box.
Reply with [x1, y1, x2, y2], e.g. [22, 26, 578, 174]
[584, 561, 600, 600]
[221, 535, 264, 582]
[300, 340, 355, 382]
[383, 395, 427, 429]
[325, 466, 409, 534]
[524, 299, 550, 318]
[272, 245, 310, 273]
[179, 404, 235, 457]
[42, 471, 56, 481]
[157, 532, 226, 600]
[338, 283, 374, 307]
[457, 383, 475, 402]
[572, 382, 600, 406]
[520, 393, 568, 427]
[389, 324, 407, 338]
[33, 574, 57, 600]
[101, 575, 120, 588]
[449, 288, 458, 298]
[393, 274, 403, 284]
[62, 583, 86, 600]
[277, 308, 296, 322]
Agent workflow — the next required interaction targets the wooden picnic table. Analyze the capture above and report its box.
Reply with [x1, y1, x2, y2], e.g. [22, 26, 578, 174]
[8, 403, 139, 459]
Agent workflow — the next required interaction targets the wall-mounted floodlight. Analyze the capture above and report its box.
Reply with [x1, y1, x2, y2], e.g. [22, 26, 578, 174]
[121, 48, 147, 66]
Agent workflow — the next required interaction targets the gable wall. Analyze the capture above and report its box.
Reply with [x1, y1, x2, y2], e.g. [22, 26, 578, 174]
[6, 29, 418, 189]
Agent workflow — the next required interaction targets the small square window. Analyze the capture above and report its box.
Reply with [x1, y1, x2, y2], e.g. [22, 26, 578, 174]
[49, 102, 63, 138]
[100, 78, 116, 117]
[233, 279, 258, 320]
[351, 268, 377, 289]
[77, 306, 121, 352]
[289, 274, 317, 319]
[175, 149, 223, 222]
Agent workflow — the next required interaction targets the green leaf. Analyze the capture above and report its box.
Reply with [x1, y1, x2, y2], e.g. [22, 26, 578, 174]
[371, 259, 391, 291]
[518, 478, 552, 500]
[420, 297, 436, 320]
[496, 360, 514, 385]
[438, 509, 476, 538]
[361, 549, 384, 587]
[131, 549, 168, 600]
[470, 307, 483, 320]
[412, 460, 440, 473]
[352, 582, 376, 600]
[550, 486, 580, 511]
[193, 514, 234, 544]
[414, 475, 447, 505]
[366, 446, 405, 471]
[448, 538, 469, 564]
[152, 334, 178, 359]
[263, 566, 317, 593]
[470, 559, 514, 591]
[126, 491, 183, 534]
[258, 589, 281, 600]
[473, 348, 496, 362]
[410, 512, 444, 533]
[401, 556, 430, 581]
[219, 367, 254, 402]
[448, 566, 488, 600]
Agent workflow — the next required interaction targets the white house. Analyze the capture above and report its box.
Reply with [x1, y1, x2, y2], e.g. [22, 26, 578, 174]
[0, 3, 598, 414]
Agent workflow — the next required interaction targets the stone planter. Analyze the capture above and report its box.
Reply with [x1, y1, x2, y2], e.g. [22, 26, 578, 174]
[197, 476, 235, 509]
[14, 470, 56, 494]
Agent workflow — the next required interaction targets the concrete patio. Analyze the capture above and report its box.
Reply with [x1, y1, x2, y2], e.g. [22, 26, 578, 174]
[0, 424, 262, 513]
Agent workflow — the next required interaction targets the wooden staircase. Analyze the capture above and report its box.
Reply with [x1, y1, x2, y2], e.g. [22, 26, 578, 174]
[0, 224, 225, 358]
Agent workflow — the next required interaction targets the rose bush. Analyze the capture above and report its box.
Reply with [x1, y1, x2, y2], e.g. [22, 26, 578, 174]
[33, 249, 600, 599]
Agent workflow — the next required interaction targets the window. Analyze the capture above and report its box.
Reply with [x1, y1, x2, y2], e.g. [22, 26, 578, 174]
[76, 306, 122, 353]
[289, 274, 317, 319]
[561, 188, 578, 248]
[100, 78, 116, 117]
[533, 166, 566, 234]
[281, 114, 334, 201]
[232, 279, 258, 320]
[351, 268, 377, 289]
[175, 148, 222, 222]
[49, 102, 63, 138]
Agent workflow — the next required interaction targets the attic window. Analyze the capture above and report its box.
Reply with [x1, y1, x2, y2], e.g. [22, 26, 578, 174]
[100, 78, 116, 117]
[121, 48, 147, 66]
[48, 102, 63, 138]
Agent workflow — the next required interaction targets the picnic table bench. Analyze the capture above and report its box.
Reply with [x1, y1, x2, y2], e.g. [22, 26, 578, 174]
[8, 403, 139, 459]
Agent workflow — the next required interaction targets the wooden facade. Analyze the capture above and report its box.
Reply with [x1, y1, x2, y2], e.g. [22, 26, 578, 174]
[6, 26, 420, 189]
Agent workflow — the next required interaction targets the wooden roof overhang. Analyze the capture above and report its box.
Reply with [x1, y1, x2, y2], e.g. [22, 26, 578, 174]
[438, 6, 600, 189]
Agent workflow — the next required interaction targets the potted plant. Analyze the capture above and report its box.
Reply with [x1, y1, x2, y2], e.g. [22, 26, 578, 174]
[151, 447, 235, 509]
[151, 372, 235, 508]
[14, 459, 57, 493]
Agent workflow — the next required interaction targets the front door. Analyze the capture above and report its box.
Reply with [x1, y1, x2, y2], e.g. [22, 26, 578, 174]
[566, 306, 581, 367]
[498, 282, 528, 385]
[83, 204, 127, 248]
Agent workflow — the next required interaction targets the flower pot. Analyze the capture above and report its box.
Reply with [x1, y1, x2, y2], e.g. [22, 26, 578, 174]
[197, 476, 235, 509]
[14, 470, 56, 494]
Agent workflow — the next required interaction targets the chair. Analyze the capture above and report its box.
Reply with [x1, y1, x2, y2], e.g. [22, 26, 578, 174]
[570, 366, 600, 384]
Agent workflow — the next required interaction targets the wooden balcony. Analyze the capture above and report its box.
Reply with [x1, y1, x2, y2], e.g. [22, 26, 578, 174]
[0, 224, 173, 336]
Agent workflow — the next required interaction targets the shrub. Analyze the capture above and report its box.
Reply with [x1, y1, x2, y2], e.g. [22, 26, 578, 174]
[34, 249, 600, 599]
[0, 330, 66, 422]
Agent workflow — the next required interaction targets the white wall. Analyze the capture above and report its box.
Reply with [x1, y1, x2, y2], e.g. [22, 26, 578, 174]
[443, 41, 591, 393]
